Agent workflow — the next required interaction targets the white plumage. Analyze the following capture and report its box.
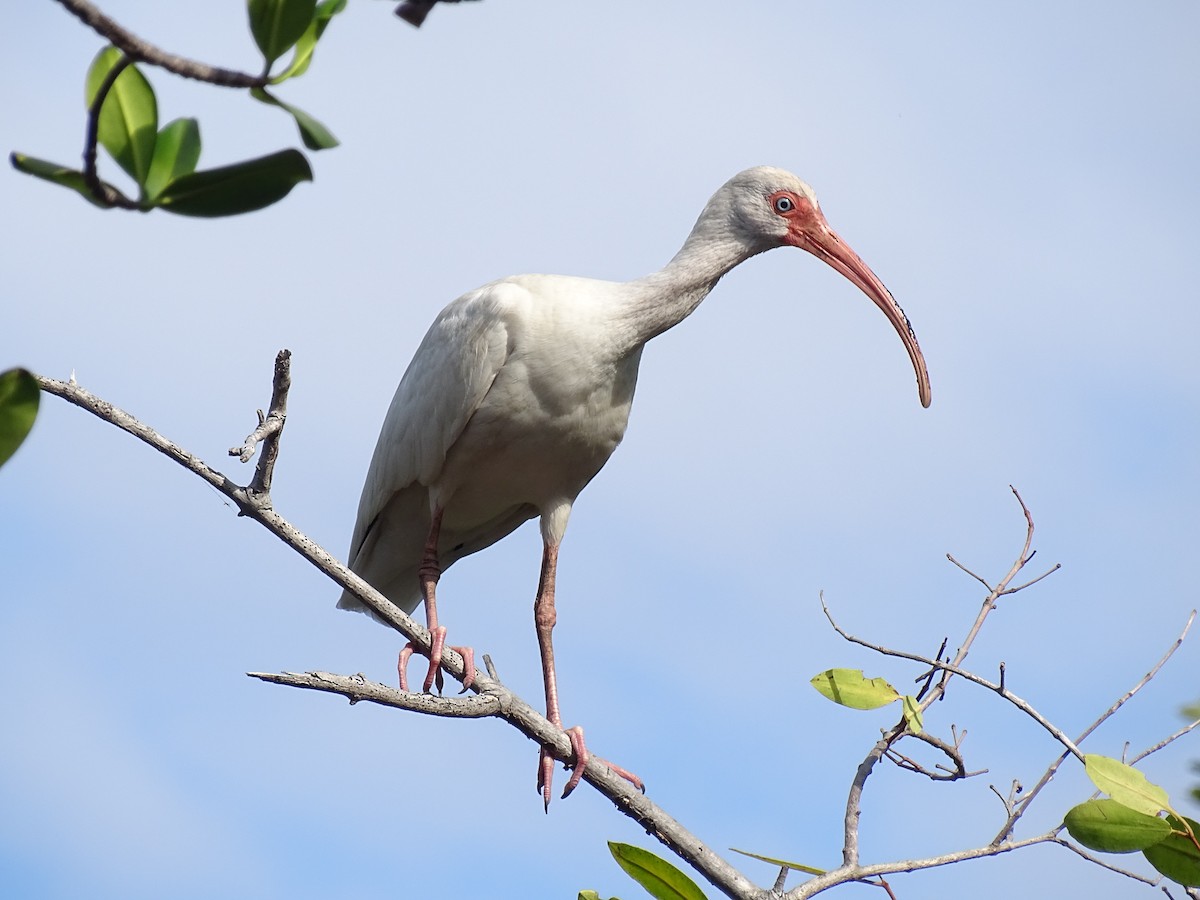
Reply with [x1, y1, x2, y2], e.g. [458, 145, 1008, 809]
[340, 166, 931, 805]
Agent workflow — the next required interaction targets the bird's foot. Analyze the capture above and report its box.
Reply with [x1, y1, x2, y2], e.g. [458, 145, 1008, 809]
[537, 725, 644, 811]
[397, 628, 476, 693]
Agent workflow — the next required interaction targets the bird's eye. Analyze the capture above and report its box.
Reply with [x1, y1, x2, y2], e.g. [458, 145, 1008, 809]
[774, 196, 795, 214]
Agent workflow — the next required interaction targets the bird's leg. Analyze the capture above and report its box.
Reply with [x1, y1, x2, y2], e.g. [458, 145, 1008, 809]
[534, 540, 568, 808]
[397, 506, 476, 694]
[533, 541, 643, 809]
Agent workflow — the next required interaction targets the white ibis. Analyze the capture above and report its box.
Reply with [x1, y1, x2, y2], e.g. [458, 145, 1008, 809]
[339, 166, 931, 807]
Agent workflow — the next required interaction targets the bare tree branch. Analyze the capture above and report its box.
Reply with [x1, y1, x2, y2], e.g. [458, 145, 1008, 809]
[34, 364, 763, 900]
[992, 609, 1197, 843]
[247, 670, 504, 717]
[229, 349, 291, 497]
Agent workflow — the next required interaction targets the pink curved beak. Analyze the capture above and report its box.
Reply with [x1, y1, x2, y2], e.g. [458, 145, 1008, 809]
[790, 217, 931, 409]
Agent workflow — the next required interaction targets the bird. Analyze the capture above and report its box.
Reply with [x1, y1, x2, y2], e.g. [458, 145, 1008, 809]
[339, 166, 931, 807]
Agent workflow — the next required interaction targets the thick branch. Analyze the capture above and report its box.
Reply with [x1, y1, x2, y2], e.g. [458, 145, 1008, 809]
[35, 369, 762, 900]
[54, 0, 268, 87]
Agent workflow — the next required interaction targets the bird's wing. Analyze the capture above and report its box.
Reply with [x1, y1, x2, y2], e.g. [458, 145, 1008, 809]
[346, 280, 524, 567]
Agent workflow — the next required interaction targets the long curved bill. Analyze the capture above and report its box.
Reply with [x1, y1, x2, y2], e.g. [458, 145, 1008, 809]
[793, 221, 932, 409]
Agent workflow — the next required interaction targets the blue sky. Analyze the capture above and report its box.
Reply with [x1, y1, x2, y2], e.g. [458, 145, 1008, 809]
[3, 2, 1198, 898]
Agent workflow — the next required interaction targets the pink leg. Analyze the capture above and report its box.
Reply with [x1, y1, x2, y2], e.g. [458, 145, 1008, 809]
[533, 541, 642, 809]
[397, 506, 476, 694]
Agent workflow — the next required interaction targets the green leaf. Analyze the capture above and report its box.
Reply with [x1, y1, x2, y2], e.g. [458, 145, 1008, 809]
[272, 0, 348, 83]
[250, 88, 339, 150]
[0, 368, 40, 468]
[608, 843, 707, 900]
[85, 46, 158, 188]
[248, 0, 317, 67]
[155, 149, 312, 217]
[143, 118, 202, 201]
[901, 695, 924, 733]
[810, 669, 900, 711]
[1063, 799, 1172, 853]
[1084, 755, 1171, 817]
[1143, 815, 1200, 887]
[9, 153, 110, 208]
[729, 847, 825, 876]
[578, 892, 618, 900]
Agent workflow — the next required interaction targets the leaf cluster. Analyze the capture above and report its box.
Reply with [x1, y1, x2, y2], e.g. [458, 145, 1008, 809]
[1064, 754, 1200, 887]
[11, 0, 346, 217]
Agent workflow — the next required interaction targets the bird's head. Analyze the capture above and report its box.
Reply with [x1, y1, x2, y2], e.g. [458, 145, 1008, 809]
[714, 166, 932, 408]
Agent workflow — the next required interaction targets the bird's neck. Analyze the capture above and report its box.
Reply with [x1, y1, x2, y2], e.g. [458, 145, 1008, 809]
[615, 225, 760, 349]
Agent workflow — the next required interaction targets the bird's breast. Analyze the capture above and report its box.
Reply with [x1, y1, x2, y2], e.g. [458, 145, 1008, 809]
[436, 344, 643, 526]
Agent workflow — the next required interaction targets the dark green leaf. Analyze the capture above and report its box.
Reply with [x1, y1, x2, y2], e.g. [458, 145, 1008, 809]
[9, 153, 110, 208]
[1143, 815, 1200, 887]
[143, 118, 202, 201]
[250, 88, 338, 150]
[248, 0, 317, 67]
[608, 843, 707, 900]
[272, 0, 348, 83]
[0, 368, 40, 469]
[155, 149, 312, 217]
[1084, 754, 1170, 817]
[810, 669, 900, 711]
[85, 46, 158, 187]
[1063, 799, 1172, 853]
[729, 847, 825, 876]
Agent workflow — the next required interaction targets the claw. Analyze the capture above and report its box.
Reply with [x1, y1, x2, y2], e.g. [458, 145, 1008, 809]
[452, 645, 476, 692]
[397, 643, 415, 692]
[537, 747, 555, 812]
[560, 726, 589, 799]
[422, 625, 447, 692]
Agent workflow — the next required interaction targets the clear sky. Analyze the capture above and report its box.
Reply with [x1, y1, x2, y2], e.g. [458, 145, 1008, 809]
[3, 2, 1198, 898]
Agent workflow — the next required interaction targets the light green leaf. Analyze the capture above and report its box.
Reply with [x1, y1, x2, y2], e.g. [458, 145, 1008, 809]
[1084, 755, 1170, 817]
[1143, 815, 1200, 887]
[810, 669, 900, 711]
[155, 149, 312, 217]
[1063, 799, 1172, 853]
[608, 842, 707, 900]
[729, 847, 825, 876]
[578, 892, 618, 900]
[9, 153, 110, 208]
[271, 0, 348, 83]
[0, 368, 40, 468]
[901, 695, 924, 733]
[250, 88, 338, 150]
[143, 118, 202, 201]
[85, 46, 158, 187]
[248, 0, 317, 67]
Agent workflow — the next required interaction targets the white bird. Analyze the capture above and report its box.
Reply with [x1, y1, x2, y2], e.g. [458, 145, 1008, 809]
[340, 166, 931, 806]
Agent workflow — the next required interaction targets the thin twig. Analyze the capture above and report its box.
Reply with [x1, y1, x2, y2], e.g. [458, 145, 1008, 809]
[230, 349, 291, 498]
[992, 609, 1196, 843]
[1057, 838, 1159, 885]
[81, 52, 141, 209]
[247, 670, 504, 717]
[54, 0, 268, 87]
[945, 553, 990, 589]
[1129, 715, 1200, 766]
[822, 602, 1083, 761]
[787, 833, 1060, 899]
